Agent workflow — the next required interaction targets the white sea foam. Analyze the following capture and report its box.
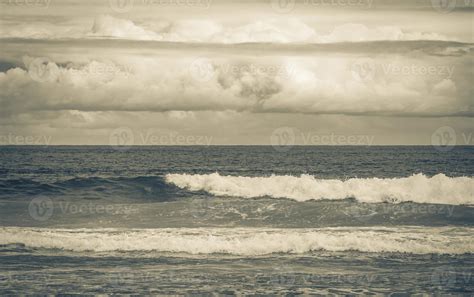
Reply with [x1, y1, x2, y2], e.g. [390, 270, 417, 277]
[0, 227, 472, 255]
[165, 173, 474, 205]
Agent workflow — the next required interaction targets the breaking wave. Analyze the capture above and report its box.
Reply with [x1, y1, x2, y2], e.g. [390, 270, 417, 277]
[0, 227, 472, 255]
[165, 173, 474, 205]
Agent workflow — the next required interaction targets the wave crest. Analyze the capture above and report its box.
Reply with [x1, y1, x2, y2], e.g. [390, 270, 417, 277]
[1, 227, 471, 255]
[165, 173, 474, 205]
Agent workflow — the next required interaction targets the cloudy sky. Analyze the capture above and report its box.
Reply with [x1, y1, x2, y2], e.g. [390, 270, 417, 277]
[0, 0, 472, 145]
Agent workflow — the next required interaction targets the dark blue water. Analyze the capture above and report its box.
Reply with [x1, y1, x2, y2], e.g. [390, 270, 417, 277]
[1, 146, 473, 181]
[0, 146, 473, 294]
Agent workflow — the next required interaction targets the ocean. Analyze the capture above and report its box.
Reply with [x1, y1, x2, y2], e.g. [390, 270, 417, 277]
[0, 146, 473, 295]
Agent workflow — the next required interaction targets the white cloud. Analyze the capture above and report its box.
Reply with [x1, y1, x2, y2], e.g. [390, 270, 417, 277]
[87, 16, 454, 44]
[0, 54, 470, 117]
[433, 79, 457, 96]
[90, 15, 162, 40]
[0, 1, 472, 145]
[0, 15, 455, 44]
[317, 24, 451, 43]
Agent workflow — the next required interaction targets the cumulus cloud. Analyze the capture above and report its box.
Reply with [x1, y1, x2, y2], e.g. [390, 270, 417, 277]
[316, 24, 451, 43]
[0, 52, 471, 117]
[1, 1, 472, 145]
[90, 15, 162, 40]
[94, 16, 453, 43]
[1, 15, 455, 44]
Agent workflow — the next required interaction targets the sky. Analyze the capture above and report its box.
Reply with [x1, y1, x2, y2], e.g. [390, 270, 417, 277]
[0, 0, 473, 145]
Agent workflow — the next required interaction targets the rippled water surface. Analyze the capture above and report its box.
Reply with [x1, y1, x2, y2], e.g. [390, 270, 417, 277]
[0, 146, 473, 294]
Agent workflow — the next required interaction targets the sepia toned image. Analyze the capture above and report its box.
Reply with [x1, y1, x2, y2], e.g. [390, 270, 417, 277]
[0, 0, 473, 295]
